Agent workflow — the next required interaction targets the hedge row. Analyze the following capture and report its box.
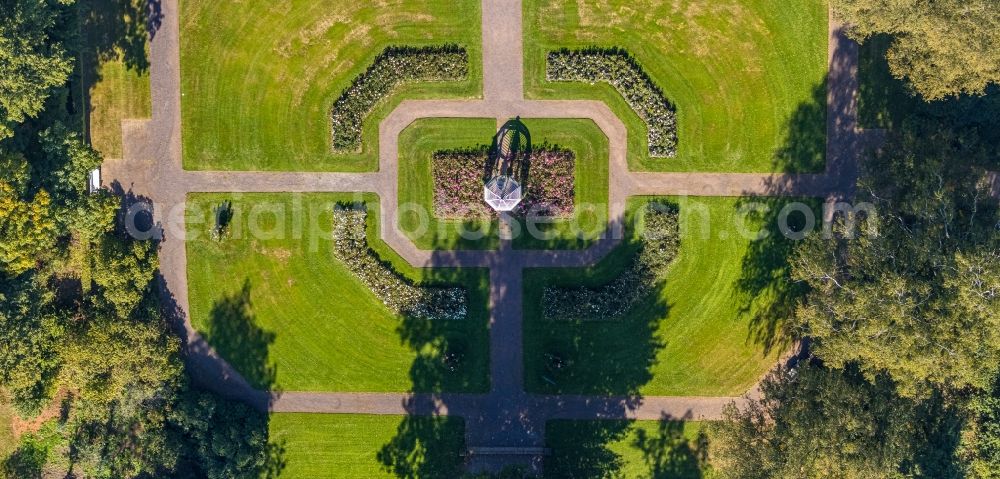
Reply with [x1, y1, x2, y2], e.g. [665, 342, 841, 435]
[331, 45, 469, 152]
[546, 47, 678, 157]
[332, 207, 467, 320]
[542, 203, 680, 320]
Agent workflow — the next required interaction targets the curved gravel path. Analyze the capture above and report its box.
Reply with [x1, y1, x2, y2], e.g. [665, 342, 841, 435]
[103, 0, 881, 473]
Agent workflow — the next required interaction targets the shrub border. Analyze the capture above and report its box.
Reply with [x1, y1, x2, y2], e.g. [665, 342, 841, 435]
[546, 47, 678, 158]
[330, 45, 469, 153]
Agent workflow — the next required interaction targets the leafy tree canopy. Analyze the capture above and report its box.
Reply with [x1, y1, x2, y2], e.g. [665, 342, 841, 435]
[0, 274, 62, 416]
[0, 0, 74, 139]
[791, 120, 1000, 396]
[713, 363, 963, 478]
[90, 234, 158, 319]
[0, 180, 56, 277]
[834, 0, 1000, 100]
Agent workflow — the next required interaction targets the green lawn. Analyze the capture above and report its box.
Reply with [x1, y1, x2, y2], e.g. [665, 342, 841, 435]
[398, 118, 499, 250]
[525, 196, 812, 396]
[524, 0, 829, 173]
[85, 61, 151, 158]
[270, 414, 465, 479]
[398, 117, 610, 250]
[80, 0, 152, 159]
[179, 0, 483, 172]
[185, 193, 490, 393]
[546, 420, 716, 479]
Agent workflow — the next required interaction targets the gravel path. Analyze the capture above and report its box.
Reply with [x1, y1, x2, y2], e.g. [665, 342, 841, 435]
[103, 0, 878, 472]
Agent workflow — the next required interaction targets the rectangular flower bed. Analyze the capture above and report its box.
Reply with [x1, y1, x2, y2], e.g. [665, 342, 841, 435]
[431, 147, 576, 219]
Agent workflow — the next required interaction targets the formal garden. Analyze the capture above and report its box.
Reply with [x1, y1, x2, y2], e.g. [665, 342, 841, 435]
[172, 0, 829, 476]
[398, 117, 610, 250]
[10, 0, 1000, 474]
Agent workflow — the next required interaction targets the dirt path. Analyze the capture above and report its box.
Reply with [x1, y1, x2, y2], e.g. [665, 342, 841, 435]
[105, 0, 879, 473]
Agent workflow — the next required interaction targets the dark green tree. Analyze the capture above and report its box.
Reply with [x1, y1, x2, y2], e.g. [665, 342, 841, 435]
[791, 121, 1000, 395]
[0, 0, 74, 139]
[713, 363, 962, 478]
[0, 274, 63, 416]
[171, 390, 281, 479]
[89, 234, 158, 319]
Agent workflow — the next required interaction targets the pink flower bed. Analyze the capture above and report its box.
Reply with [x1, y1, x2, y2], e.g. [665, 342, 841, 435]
[432, 148, 576, 219]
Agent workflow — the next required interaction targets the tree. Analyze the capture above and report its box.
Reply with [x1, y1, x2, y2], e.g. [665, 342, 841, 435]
[62, 311, 184, 478]
[37, 123, 103, 203]
[170, 390, 280, 479]
[713, 363, 963, 478]
[833, 0, 1000, 100]
[791, 121, 1000, 395]
[0, 180, 56, 276]
[90, 235, 158, 319]
[0, 0, 74, 139]
[0, 274, 63, 416]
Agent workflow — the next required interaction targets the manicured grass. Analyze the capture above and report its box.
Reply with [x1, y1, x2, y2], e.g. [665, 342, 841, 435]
[524, 0, 829, 173]
[270, 414, 465, 479]
[179, 0, 483, 172]
[85, 61, 151, 158]
[398, 117, 610, 250]
[546, 420, 716, 479]
[185, 193, 490, 393]
[525, 196, 814, 396]
[398, 118, 499, 250]
[80, 0, 152, 158]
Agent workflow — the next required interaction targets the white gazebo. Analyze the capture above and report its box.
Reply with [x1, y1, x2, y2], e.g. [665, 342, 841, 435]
[483, 118, 530, 212]
[484, 175, 522, 212]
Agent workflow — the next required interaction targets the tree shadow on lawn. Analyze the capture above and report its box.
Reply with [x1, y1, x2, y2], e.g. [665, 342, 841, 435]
[77, 0, 162, 143]
[735, 78, 839, 356]
[544, 414, 710, 479]
[733, 195, 816, 356]
[772, 81, 828, 174]
[524, 201, 669, 400]
[202, 279, 278, 392]
[161, 270, 285, 478]
[377, 305, 482, 477]
[324, 200, 486, 477]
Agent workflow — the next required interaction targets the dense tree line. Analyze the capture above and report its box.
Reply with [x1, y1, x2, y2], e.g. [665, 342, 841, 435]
[0, 0, 277, 477]
[714, 3, 1000, 474]
[714, 118, 1000, 478]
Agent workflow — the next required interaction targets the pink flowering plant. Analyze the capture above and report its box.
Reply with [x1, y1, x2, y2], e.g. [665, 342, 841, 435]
[431, 146, 576, 219]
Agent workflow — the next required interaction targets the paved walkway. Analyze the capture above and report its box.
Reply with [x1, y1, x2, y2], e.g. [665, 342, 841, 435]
[104, 0, 880, 473]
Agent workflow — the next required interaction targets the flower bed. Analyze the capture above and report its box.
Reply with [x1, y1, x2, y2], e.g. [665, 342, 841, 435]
[332, 207, 467, 320]
[331, 45, 468, 152]
[432, 147, 576, 218]
[546, 48, 677, 158]
[542, 203, 680, 320]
